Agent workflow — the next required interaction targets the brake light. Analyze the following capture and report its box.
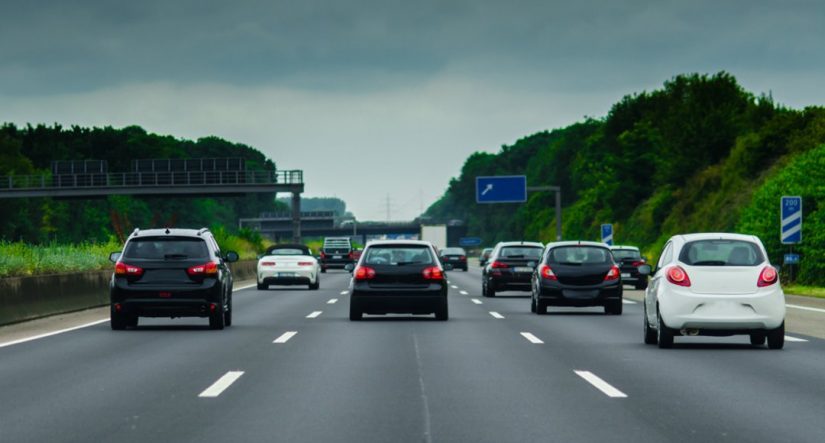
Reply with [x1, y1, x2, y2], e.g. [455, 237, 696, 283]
[354, 266, 376, 280]
[459, 255, 466, 261]
[422, 266, 444, 280]
[491, 261, 508, 269]
[348, 252, 354, 259]
[115, 262, 144, 277]
[187, 262, 218, 276]
[539, 264, 557, 281]
[298, 261, 314, 266]
[604, 265, 621, 281]
[631, 260, 646, 267]
[260, 261, 276, 266]
[666, 266, 691, 287]
[320, 252, 327, 259]
[758, 266, 778, 287]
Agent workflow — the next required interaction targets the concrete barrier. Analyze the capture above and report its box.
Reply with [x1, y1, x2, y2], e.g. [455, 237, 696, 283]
[0, 260, 257, 327]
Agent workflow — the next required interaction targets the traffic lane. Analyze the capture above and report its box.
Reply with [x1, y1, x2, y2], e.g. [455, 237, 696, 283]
[0, 272, 352, 443]
[444, 270, 825, 441]
[171, 286, 665, 443]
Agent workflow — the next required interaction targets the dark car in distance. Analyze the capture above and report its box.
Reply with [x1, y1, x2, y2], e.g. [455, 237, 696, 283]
[610, 245, 649, 289]
[319, 237, 355, 272]
[531, 241, 624, 315]
[348, 240, 448, 320]
[440, 247, 468, 271]
[482, 241, 544, 297]
[478, 248, 493, 267]
[108, 228, 239, 330]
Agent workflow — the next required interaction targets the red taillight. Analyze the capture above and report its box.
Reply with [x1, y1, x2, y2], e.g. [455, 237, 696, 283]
[666, 266, 691, 287]
[631, 260, 646, 267]
[320, 252, 327, 259]
[348, 252, 354, 259]
[459, 255, 466, 261]
[115, 262, 144, 277]
[187, 262, 218, 276]
[604, 265, 621, 281]
[758, 266, 778, 287]
[491, 261, 508, 269]
[539, 264, 557, 281]
[354, 266, 376, 281]
[260, 261, 276, 266]
[298, 261, 314, 266]
[422, 266, 444, 280]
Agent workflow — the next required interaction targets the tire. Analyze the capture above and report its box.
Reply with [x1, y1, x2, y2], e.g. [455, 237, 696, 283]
[209, 302, 225, 330]
[604, 299, 623, 315]
[309, 276, 320, 290]
[483, 280, 496, 298]
[530, 294, 537, 313]
[750, 333, 766, 346]
[257, 282, 267, 290]
[126, 315, 139, 328]
[657, 309, 674, 349]
[767, 323, 785, 350]
[462, 267, 468, 272]
[635, 280, 648, 290]
[223, 294, 232, 327]
[349, 299, 362, 321]
[321, 266, 327, 274]
[110, 307, 127, 330]
[535, 300, 547, 315]
[643, 305, 657, 345]
[435, 299, 449, 321]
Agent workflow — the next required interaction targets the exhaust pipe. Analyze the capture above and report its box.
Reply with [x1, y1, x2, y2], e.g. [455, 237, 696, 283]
[680, 328, 700, 336]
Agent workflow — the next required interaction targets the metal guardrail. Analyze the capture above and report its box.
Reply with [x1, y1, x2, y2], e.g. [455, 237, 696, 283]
[0, 170, 303, 190]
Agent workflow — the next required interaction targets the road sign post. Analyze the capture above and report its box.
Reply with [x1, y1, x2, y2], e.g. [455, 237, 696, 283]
[601, 224, 613, 246]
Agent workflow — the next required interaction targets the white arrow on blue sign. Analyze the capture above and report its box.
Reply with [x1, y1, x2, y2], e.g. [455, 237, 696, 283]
[781, 196, 802, 244]
[601, 224, 613, 246]
[475, 176, 527, 204]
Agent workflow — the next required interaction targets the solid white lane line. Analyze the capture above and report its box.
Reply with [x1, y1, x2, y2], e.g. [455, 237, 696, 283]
[327, 298, 338, 304]
[235, 283, 258, 291]
[450, 285, 458, 289]
[340, 290, 349, 295]
[622, 299, 637, 304]
[471, 298, 483, 305]
[306, 311, 323, 319]
[0, 318, 110, 349]
[199, 371, 245, 398]
[520, 332, 544, 344]
[785, 335, 808, 342]
[273, 331, 298, 343]
[575, 370, 627, 398]
[460, 290, 468, 295]
[786, 304, 825, 314]
[489, 311, 505, 319]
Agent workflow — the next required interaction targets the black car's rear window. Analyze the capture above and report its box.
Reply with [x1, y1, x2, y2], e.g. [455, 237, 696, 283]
[679, 240, 764, 266]
[499, 246, 543, 259]
[364, 246, 434, 265]
[612, 249, 641, 260]
[123, 237, 210, 260]
[548, 246, 612, 265]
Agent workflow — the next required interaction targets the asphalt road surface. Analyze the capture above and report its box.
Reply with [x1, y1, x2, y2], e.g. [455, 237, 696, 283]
[2, 267, 825, 442]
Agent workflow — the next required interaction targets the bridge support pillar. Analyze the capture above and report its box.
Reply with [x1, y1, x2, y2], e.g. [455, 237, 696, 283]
[291, 191, 302, 243]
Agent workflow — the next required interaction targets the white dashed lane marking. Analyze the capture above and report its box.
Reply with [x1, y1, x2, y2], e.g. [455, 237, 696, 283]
[489, 311, 505, 319]
[575, 371, 627, 398]
[273, 331, 298, 343]
[450, 285, 458, 289]
[327, 299, 338, 304]
[460, 290, 468, 295]
[198, 371, 244, 398]
[471, 299, 483, 305]
[340, 290, 349, 295]
[306, 311, 323, 319]
[520, 332, 544, 344]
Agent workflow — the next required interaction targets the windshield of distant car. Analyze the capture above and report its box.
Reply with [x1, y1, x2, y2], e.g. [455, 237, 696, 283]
[612, 249, 641, 260]
[123, 237, 209, 260]
[679, 240, 764, 266]
[364, 246, 434, 265]
[266, 248, 307, 256]
[548, 246, 611, 265]
[441, 248, 465, 255]
[499, 246, 543, 259]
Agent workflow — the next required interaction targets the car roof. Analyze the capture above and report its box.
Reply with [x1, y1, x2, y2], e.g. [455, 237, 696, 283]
[610, 245, 640, 251]
[497, 241, 544, 248]
[676, 233, 759, 243]
[265, 244, 311, 254]
[366, 240, 433, 247]
[129, 228, 208, 238]
[544, 240, 610, 248]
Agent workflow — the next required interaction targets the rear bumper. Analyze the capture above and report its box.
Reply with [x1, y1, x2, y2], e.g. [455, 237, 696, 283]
[258, 269, 315, 285]
[538, 281, 622, 306]
[351, 284, 446, 315]
[320, 259, 353, 268]
[489, 272, 534, 291]
[110, 280, 222, 318]
[659, 286, 785, 330]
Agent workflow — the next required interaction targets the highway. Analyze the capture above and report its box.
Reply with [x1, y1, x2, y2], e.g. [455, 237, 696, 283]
[2, 267, 825, 442]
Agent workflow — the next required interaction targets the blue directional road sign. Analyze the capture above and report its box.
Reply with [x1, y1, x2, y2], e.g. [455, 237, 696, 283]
[601, 224, 613, 246]
[459, 237, 483, 247]
[476, 176, 527, 204]
[784, 253, 800, 265]
[781, 196, 802, 244]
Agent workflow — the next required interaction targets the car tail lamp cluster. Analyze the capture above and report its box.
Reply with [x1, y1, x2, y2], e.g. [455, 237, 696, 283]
[260, 261, 276, 266]
[631, 260, 646, 267]
[604, 265, 621, 281]
[298, 261, 314, 267]
[320, 252, 327, 259]
[354, 266, 376, 281]
[666, 265, 691, 287]
[758, 266, 778, 287]
[187, 262, 218, 277]
[459, 255, 466, 261]
[490, 261, 509, 269]
[422, 266, 444, 280]
[539, 264, 557, 281]
[115, 262, 144, 277]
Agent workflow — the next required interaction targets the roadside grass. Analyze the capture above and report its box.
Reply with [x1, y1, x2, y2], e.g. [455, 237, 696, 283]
[783, 284, 825, 299]
[0, 240, 120, 277]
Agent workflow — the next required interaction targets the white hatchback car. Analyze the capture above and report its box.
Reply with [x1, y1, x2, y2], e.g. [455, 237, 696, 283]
[257, 244, 321, 290]
[643, 233, 785, 349]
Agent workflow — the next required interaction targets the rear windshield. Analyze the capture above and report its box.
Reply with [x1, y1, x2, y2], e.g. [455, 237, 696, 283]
[364, 246, 434, 265]
[123, 237, 210, 260]
[612, 249, 641, 260]
[679, 240, 764, 266]
[548, 246, 612, 265]
[499, 246, 543, 259]
[266, 248, 307, 256]
[441, 248, 465, 255]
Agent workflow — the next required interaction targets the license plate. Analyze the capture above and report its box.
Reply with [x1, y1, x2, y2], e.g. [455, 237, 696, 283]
[450, 257, 459, 260]
[278, 272, 296, 277]
[333, 255, 342, 259]
[621, 273, 630, 278]
[515, 267, 533, 273]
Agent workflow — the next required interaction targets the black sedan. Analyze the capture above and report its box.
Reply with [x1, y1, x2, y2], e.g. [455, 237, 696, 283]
[440, 247, 468, 271]
[482, 241, 544, 297]
[348, 240, 448, 320]
[531, 241, 623, 315]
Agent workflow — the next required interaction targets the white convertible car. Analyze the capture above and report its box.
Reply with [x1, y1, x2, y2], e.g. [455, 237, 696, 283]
[257, 244, 321, 290]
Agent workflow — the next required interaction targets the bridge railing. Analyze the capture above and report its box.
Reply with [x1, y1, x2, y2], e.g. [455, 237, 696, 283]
[0, 170, 303, 190]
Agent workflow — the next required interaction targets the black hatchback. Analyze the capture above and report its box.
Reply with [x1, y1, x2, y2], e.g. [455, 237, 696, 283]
[482, 241, 544, 297]
[108, 228, 239, 330]
[531, 241, 623, 315]
[348, 240, 448, 320]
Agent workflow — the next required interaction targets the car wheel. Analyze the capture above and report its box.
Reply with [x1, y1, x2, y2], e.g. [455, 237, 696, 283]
[604, 299, 623, 315]
[321, 266, 327, 273]
[635, 281, 648, 290]
[462, 267, 468, 272]
[257, 281, 267, 290]
[223, 294, 233, 327]
[535, 299, 547, 315]
[484, 280, 496, 298]
[126, 315, 138, 328]
[309, 276, 320, 290]
[110, 307, 127, 330]
[750, 333, 766, 346]
[657, 309, 674, 349]
[530, 294, 537, 313]
[643, 304, 657, 345]
[435, 299, 449, 321]
[209, 302, 225, 330]
[349, 300, 362, 321]
[767, 323, 785, 350]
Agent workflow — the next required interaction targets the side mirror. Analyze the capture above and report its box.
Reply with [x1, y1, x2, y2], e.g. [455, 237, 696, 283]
[109, 252, 121, 263]
[345, 263, 355, 273]
[224, 251, 240, 263]
[638, 264, 652, 276]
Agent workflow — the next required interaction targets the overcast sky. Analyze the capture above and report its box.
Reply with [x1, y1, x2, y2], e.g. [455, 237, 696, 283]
[2, 0, 824, 220]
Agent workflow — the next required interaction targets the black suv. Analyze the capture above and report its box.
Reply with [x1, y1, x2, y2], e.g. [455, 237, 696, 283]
[108, 228, 239, 330]
[319, 237, 355, 272]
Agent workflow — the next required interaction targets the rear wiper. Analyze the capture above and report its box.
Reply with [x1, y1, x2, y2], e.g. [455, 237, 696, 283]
[504, 255, 525, 258]
[692, 260, 727, 266]
[164, 254, 189, 260]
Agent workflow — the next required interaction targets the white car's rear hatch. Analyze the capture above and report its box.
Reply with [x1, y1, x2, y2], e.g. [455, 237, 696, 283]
[684, 266, 761, 295]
